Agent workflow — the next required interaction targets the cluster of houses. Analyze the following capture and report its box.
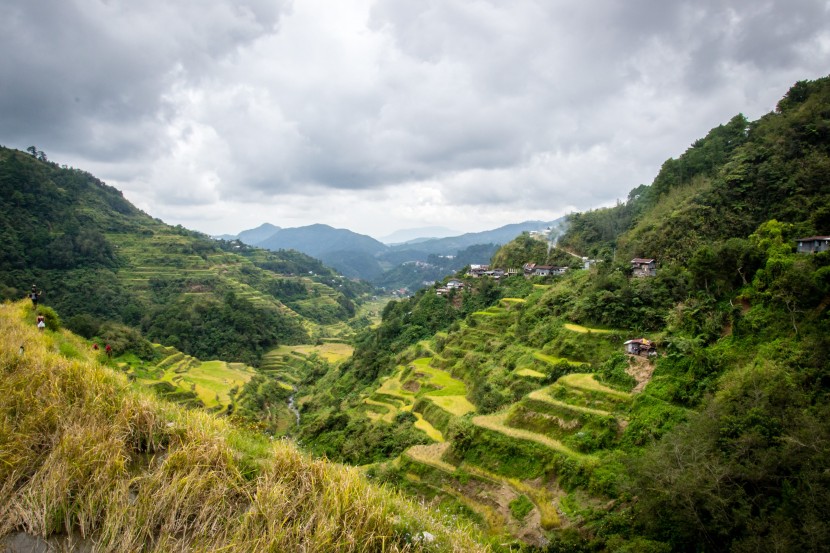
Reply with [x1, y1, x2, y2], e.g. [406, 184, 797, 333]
[439, 234, 826, 296]
[464, 258, 659, 280]
[464, 263, 572, 279]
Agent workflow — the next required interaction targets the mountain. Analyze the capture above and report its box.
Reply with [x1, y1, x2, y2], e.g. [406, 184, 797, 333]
[0, 147, 370, 364]
[231, 219, 567, 286]
[237, 222, 281, 245]
[252, 224, 388, 280]
[252, 224, 386, 257]
[293, 77, 830, 548]
[388, 219, 567, 255]
[378, 226, 460, 245]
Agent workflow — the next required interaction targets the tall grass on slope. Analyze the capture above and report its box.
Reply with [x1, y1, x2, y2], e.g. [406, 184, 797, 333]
[0, 301, 486, 552]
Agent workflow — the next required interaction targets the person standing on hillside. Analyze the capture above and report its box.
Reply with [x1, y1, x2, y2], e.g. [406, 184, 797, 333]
[36, 314, 45, 331]
[29, 284, 40, 309]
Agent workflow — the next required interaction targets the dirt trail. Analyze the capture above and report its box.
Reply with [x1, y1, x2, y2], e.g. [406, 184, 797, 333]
[626, 355, 655, 393]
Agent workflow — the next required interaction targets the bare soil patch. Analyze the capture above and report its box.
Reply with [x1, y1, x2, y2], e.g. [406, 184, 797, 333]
[626, 355, 655, 393]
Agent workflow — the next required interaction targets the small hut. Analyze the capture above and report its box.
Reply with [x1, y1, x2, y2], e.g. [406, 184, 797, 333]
[624, 338, 655, 357]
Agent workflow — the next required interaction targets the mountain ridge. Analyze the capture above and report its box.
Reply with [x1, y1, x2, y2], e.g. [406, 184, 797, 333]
[227, 218, 566, 285]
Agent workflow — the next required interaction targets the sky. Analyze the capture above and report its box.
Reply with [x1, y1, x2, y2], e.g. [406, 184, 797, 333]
[2, 1, 829, 240]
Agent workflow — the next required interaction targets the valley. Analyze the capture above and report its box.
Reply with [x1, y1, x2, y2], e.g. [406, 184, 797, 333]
[1, 76, 830, 551]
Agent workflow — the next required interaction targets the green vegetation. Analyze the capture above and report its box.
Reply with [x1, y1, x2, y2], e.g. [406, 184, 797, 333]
[295, 77, 830, 549]
[0, 301, 487, 551]
[0, 146, 369, 365]
[508, 495, 534, 521]
[4, 76, 830, 550]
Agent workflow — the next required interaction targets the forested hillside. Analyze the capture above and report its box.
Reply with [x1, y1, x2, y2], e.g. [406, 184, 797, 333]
[0, 147, 370, 364]
[559, 77, 830, 262]
[293, 78, 830, 550]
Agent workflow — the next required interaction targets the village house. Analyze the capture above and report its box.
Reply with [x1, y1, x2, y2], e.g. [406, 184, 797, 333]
[446, 279, 464, 289]
[624, 338, 656, 357]
[631, 258, 657, 277]
[522, 263, 569, 278]
[467, 264, 489, 278]
[795, 236, 830, 253]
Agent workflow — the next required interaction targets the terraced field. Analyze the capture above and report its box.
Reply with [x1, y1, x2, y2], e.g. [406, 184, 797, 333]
[130, 346, 257, 413]
[364, 357, 474, 441]
[562, 323, 617, 334]
[394, 366, 633, 542]
[472, 412, 594, 461]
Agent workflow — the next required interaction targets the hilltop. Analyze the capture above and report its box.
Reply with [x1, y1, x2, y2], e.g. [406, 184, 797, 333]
[0, 300, 487, 551]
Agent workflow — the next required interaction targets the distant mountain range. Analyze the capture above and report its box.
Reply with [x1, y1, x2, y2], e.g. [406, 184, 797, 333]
[221, 218, 567, 286]
[378, 226, 460, 245]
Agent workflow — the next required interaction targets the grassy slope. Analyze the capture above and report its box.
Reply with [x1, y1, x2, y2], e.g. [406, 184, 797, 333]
[0, 301, 487, 552]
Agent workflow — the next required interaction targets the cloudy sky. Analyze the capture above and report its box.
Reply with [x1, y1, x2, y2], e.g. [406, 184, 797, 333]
[2, 1, 829, 240]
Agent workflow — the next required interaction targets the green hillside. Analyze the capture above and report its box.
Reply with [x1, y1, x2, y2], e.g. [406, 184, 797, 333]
[0, 146, 371, 365]
[295, 78, 830, 550]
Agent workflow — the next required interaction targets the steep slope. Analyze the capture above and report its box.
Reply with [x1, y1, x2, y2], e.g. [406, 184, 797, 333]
[0, 147, 367, 364]
[293, 78, 830, 550]
[0, 300, 487, 552]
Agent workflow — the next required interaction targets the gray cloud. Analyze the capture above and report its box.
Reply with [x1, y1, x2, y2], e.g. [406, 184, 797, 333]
[1, 0, 828, 237]
[0, 0, 286, 159]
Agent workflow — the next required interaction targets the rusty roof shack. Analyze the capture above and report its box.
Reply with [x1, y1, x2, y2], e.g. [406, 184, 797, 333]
[624, 338, 656, 357]
[795, 236, 830, 254]
[631, 258, 656, 277]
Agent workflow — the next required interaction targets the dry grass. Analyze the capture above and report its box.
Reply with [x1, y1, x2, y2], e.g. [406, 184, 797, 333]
[0, 301, 488, 552]
[404, 444, 455, 473]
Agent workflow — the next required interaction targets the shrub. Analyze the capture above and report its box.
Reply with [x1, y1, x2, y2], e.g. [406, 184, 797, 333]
[509, 495, 534, 521]
[66, 313, 100, 338]
[38, 306, 61, 331]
